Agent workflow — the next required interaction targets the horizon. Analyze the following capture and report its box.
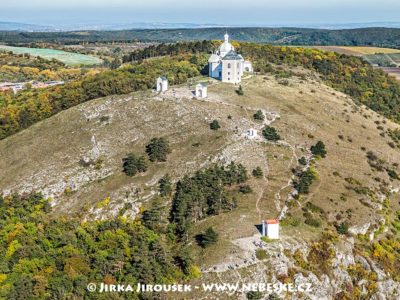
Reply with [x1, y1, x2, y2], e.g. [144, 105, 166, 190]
[2, 20, 400, 32]
[1, 0, 400, 28]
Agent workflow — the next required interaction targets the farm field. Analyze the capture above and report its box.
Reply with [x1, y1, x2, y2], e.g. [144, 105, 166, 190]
[364, 53, 400, 67]
[379, 67, 400, 80]
[313, 46, 400, 56]
[0, 45, 103, 66]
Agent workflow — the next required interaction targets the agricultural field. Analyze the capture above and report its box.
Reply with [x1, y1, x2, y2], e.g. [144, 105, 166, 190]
[312, 46, 400, 80]
[0, 45, 103, 66]
[363, 53, 400, 67]
[313, 46, 400, 56]
[379, 67, 400, 80]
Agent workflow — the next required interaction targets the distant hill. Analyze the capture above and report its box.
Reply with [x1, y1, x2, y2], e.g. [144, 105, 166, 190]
[0, 21, 53, 32]
[0, 27, 400, 48]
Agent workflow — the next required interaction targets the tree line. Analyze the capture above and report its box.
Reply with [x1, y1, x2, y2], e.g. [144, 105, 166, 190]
[0, 193, 199, 299]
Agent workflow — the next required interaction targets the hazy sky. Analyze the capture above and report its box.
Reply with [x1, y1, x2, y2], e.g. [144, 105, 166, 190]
[1, 0, 400, 26]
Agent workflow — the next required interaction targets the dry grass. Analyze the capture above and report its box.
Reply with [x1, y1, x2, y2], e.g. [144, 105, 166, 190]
[311, 46, 400, 56]
[2, 72, 400, 269]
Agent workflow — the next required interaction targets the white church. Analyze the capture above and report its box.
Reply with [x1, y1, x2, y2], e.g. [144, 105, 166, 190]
[208, 33, 253, 84]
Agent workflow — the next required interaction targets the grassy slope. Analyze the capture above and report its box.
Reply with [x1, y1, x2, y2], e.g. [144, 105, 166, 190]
[1, 72, 400, 266]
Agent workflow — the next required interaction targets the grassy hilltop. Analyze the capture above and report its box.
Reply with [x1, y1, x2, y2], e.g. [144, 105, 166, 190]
[1, 41, 400, 298]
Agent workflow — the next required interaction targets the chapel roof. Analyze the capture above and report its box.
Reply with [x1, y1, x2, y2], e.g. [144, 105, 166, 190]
[222, 50, 243, 61]
[208, 54, 220, 63]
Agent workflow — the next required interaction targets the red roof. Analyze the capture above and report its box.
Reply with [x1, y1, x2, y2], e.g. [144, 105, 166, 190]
[266, 219, 279, 224]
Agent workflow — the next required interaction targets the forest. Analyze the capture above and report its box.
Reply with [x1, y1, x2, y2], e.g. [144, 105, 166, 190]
[1, 27, 400, 48]
[0, 193, 198, 299]
[0, 162, 248, 299]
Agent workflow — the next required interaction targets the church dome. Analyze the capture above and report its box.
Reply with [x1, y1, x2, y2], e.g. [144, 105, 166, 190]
[218, 33, 234, 57]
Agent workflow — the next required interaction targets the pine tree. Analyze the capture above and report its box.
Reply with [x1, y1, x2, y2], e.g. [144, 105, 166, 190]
[262, 126, 280, 141]
[145, 137, 171, 162]
[252, 167, 263, 178]
[159, 174, 173, 197]
[196, 227, 218, 248]
[253, 110, 265, 121]
[122, 153, 148, 176]
[209, 120, 221, 130]
[310, 141, 327, 158]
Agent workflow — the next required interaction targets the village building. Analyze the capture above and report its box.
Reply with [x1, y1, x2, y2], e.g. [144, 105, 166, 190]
[195, 83, 207, 98]
[261, 219, 280, 239]
[156, 77, 168, 92]
[208, 33, 253, 84]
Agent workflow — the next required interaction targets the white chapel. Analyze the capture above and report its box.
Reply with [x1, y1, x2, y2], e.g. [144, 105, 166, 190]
[208, 33, 253, 84]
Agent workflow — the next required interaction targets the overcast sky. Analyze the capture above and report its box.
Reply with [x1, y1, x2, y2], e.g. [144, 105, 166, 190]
[1, 0, 400, 26]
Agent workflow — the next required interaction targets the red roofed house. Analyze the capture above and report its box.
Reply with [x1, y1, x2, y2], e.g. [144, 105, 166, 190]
[261, 219, 280, 239]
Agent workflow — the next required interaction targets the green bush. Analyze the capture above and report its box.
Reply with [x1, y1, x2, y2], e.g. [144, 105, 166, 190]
[196, 227, 219, 248]
[122, 153, 148, 176]
[336, 222, 349, 235]
[298, 157, 307, 166]
[146, 137, 171, 162]
[281, 215, 301, 227]
[209, 120, 221, 130]
[262, 126, 280, 141]
[252, 167, 264, 178]
[294, 167, 317, 194]
[239, 185, 253, 194]
[236, 85, 244, 95]
[255, 249, 268, 260]
[310, 141, 327, 158]
[305, 217, 322, 227]
[253, 110, 265, 121]
[247, 291, 263, 300]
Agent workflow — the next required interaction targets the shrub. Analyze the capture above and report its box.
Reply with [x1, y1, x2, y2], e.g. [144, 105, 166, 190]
[294, 167, 317, 194]
[247, 291, 263, 300]
[209, 120, 221, 130]
[336, 222, 349, 235]
[305, 217, 322, 227]
[310, 141, 327, 158]
[253, 110, 265, 121]
[239, 185, 253, 194]
[386, 169, 399, 180]
[122, 153, 148, 176]
[280, 215, 301, 227]
[298, 157, 307, 166]
[236, 85, 244, 95]
[145, 137, 171, 162]
[196, 227, 218, 248]
[262, 126, 280, 141]
[252, 167, 264, 178]
[255, 249, 268, 260]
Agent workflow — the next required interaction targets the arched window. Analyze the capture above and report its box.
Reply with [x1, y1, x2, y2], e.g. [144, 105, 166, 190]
[228, 63, 231, 69]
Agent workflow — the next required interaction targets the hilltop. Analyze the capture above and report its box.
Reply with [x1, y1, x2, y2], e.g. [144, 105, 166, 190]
[1, 68, 400, 298]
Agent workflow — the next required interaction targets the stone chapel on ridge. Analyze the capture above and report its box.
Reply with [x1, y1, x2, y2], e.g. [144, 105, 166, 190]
[208, 33, 253, 84]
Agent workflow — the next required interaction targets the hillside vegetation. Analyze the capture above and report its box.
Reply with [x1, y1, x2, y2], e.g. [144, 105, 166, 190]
[2, 69, 400, 298]
[0, 50, 98, 82]
[3, 41, 400, 141]
[0, 54, 204, 139]
[2, 40, 400, 298]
